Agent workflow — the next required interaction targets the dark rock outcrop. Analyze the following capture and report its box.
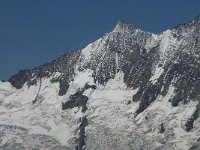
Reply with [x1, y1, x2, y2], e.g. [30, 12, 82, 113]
[62, 91, 88, 113]
[159, 123, 165, 133]
[185, 103, 200, 132]
[76, 116, 89, 150]
[9, 70, 31, 89]
[9, 50, 81, 95]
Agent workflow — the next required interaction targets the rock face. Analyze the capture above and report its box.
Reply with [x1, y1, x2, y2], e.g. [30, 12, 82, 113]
[0, 16, 200, 150]
[9, 50, 81, 95]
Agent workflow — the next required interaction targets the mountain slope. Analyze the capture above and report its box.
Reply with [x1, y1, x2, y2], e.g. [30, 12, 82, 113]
[0, 17, 200, 150]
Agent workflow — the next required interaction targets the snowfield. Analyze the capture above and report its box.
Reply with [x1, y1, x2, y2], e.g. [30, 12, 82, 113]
[0, 71, 199, 150]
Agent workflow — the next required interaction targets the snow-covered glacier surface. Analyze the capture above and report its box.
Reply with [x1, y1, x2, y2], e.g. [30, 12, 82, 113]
[1, 17, 200, 150]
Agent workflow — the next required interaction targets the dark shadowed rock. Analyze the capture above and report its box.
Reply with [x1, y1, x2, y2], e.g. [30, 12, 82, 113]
[9, 70, 31, 89]
[76, 116, 89, 150]
[62, 91, 88, 113]
[185, 104, 200, 132]
[9, 50, 81, 96]
[159, 123, 165, 133]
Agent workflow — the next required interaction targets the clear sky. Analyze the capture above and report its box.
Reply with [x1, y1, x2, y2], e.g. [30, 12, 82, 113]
[0, 0, 200, 80]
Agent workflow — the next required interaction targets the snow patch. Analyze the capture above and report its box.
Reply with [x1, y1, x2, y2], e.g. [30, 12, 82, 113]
[158, 30, 182, 63]
[104, 71, 127, 90]
[150, 65, 164, 84]
[65, 69, 95, 100]
[145, 33, 159, 52]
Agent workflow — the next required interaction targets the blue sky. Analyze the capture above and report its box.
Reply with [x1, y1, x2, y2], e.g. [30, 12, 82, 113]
[0, 0, 200, 79]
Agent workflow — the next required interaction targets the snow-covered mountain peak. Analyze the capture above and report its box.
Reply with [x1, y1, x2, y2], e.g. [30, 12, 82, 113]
[1, 16, 200, 150]
[113, 19, 140, 33]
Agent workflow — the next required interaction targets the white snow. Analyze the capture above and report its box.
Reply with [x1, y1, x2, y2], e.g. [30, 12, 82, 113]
[150, 65, 164, 84]
[104, 71, 127, 90]
[0, 68, 199, 149]
[73, 69, 94, 89]
[64, 69, 95, 101]
[115, 52, 119, 71]
[80, 34, 109, 65]
[134, 80, 199, 150]
[145, 33, 159, 52]
[158, 29, 182, 64]
[0, 78, 76, 146]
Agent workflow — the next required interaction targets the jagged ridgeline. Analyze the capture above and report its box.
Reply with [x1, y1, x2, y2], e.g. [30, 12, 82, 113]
[1, 16, 200, 149]
[9, 17, 200, 118]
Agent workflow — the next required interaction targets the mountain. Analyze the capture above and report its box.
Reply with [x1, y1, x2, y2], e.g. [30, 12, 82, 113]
[0, 16, 200, 150]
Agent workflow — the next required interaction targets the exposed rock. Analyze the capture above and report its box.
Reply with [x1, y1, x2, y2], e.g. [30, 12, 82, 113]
[76, 116, 89, 150]
[9, 70, 31, 89]
[62, 91, 88, 113]
[159, 123, 165, 133]
[9, 50, 81, 92]
[185, 104, 200, 132]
